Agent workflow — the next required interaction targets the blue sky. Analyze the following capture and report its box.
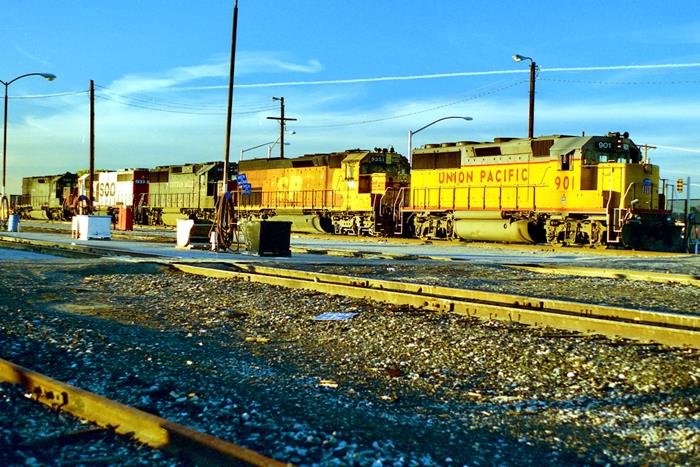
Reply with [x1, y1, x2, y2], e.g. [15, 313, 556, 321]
[2, 0, 700, 195]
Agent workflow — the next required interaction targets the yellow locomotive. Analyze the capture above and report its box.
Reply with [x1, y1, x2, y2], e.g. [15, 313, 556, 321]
[405, 132, 680, 250]
[236, 148, 410, 235]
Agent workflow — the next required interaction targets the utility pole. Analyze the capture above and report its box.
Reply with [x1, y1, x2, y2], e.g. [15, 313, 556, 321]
[267, 97, 297, 158]
[640, 144, 656, 163]
[512, 54, 537, 138]
[223, 0, 239, 193]
[685, 176, 691, 249]
[527, 60, 536, 139]
[89, 79, 95, 211]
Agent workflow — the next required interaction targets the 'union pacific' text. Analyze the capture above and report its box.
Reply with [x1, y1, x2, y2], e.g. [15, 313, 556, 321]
[438, 168, 528, 185]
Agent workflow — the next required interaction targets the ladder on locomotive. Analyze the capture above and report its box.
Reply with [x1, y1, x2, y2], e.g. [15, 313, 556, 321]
[374, 187, 405, 236]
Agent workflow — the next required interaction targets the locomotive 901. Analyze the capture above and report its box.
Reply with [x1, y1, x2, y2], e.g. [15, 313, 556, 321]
[405, 132, 680, 250]
[236, 148, 409, 235]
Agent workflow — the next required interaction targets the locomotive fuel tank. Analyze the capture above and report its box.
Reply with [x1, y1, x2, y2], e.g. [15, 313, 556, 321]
[452, 211, 541, 243]
[261, 213, 329, 234]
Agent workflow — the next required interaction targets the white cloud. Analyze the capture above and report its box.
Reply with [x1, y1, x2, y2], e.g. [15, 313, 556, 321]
[108, 53, 323, 95]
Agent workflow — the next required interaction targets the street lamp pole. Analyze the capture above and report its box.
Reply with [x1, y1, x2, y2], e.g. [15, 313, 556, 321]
[407, 116, 473, 165]
[1, 73, 56, 201]
[512, 54, 537, 139]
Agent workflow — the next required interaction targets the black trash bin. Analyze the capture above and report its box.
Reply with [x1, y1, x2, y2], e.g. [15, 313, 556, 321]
[243, 220, 292, 256]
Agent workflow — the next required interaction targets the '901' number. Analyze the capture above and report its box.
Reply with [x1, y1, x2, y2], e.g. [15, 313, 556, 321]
[554, 175, 570, 190]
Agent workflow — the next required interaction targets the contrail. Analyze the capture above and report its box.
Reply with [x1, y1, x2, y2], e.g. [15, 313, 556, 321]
[172, 62, 700, 91]
[655, 144, 700, 154]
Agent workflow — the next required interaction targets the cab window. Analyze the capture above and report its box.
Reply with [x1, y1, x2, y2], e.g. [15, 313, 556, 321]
[560, 151, 574, 170]
[345, 163, 356, 180]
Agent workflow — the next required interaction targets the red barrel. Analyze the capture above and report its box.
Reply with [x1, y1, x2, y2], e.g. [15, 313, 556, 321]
[116, 206, 133, 231]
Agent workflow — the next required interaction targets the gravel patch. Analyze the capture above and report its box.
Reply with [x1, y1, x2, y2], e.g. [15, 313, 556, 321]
[0, 258, 698, 466]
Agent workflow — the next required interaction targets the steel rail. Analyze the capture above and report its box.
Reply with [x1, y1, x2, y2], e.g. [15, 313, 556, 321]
[0, 358, 287, 466]
[172, 263, 700, 349]
[505, 264, 700, 287]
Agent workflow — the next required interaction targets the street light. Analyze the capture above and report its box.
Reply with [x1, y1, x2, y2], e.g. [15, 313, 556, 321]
[512, 54, 537, 139]
[239, 136, 293, 162]
[407, 116, 473, 165]
[240, 141, 277, 162]
[1, 72, 56, 205]
[267, 130, 295, 158]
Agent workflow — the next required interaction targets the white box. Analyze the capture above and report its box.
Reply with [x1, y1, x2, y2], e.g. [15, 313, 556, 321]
[73, 215, 111, 240]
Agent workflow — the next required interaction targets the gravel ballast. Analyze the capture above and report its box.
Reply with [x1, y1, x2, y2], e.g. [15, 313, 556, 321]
[0, 257, 698, 466]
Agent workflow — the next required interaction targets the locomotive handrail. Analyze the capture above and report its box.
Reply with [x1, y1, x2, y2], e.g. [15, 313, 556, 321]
[620, 182, 636, 209]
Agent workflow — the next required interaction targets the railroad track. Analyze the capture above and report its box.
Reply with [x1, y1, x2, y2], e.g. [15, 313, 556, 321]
[0, 358, 286, 466]
[173, 262, 700, 350]
[506, 263, 700, 287]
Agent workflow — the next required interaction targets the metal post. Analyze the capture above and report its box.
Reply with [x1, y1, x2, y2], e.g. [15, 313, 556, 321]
[684, 176, 691, 249]
[2, 83, 8, 199]
[89, 79, 95, 211]
[407, 130, 412, 167]
[0, 73, 55, 202]
[223, 0, 239, 193]
[528, 61, 536, 139]
[279, 97, 285, 159]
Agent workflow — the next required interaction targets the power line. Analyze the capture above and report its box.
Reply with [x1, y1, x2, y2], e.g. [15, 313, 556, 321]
[299, 78, 527, 129]
[95, 94, 276, 115]
[94, 83, 275, 111]
[9, 90, 88, 99]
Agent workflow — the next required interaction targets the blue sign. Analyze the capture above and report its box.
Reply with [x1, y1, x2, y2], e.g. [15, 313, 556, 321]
[241, 182, 252, 195]
[236, 174, 248, 184]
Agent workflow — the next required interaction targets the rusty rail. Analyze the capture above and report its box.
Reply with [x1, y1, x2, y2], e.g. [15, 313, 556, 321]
[172, 263, 700, 350]
[0, 358, 287, 466]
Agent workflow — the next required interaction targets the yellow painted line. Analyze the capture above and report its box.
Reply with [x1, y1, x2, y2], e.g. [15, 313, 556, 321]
[507, 264, 700, 287]
[173, 263, 700, 349]
[0, 358, 286, 466]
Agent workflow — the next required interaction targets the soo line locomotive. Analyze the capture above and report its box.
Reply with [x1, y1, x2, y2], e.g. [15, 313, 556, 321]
[18, 131, 681, 251]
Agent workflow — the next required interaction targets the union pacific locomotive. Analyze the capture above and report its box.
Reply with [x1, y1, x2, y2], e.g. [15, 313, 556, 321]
[17, 131, 681, 251]
[405, 132, 679, 250]
[236, 148, 410, 235]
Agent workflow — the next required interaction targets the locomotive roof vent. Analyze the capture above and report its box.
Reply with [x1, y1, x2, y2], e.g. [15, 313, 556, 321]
[494, 137, 515, 143]
[440, 142, 456, 147]
[423, 144, 440, 149]
[456, 141, 478, 146]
